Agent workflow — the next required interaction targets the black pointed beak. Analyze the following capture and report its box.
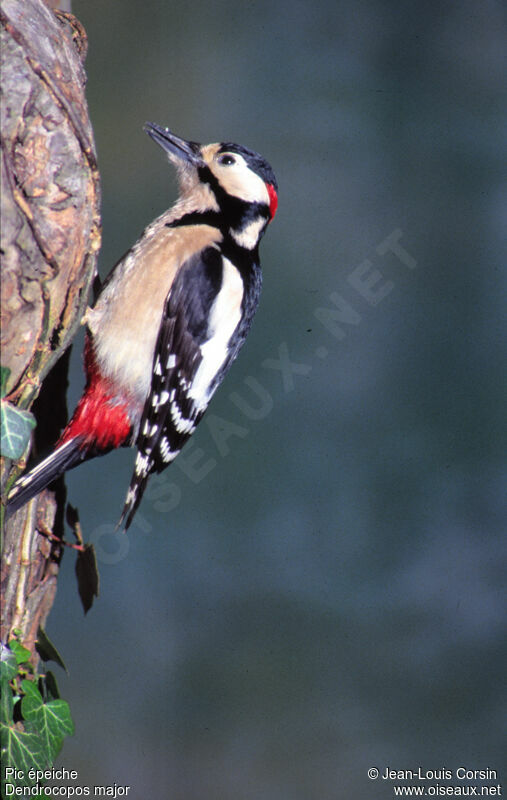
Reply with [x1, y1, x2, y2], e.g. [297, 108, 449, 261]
[144, 122, 203, 167]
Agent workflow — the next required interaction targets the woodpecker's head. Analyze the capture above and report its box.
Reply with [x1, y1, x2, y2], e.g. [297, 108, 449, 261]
[144, 122, 278, 245]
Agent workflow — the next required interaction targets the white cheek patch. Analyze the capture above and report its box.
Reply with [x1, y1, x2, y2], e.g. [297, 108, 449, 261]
[188, 257, 243, 410]
[213, 161, 270, 206]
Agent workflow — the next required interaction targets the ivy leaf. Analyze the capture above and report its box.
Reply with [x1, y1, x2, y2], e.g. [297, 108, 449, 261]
[1, 678, 14, 725]
[20, 679, 44, 709]
[0, 366, 10, 398]
[36, 628, 68, 673]
[21, 679, 74, 761]
[0, 720, 50, 788]
[8, 640, 31, 666]
[41, 671, 60, 701]
[0, 643, 18, 682]
[0, 400, 36, 459]
[75, 543, 100, 614]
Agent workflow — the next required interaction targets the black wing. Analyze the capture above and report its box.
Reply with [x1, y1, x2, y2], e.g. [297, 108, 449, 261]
[118, 246, 224, 529]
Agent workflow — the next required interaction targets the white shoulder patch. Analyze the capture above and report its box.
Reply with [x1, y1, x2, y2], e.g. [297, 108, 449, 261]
[188, 257, 243, 410]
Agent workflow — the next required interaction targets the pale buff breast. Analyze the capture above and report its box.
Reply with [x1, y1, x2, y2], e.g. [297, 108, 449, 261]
[85, 218, 222, 406]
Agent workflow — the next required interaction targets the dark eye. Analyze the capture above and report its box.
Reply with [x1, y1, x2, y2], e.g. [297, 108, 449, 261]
[219, 154, 236, 166]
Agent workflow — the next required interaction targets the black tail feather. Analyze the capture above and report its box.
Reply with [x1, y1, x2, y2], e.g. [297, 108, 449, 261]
[117, 472, 149, 532]
[6, 438, 88, 518]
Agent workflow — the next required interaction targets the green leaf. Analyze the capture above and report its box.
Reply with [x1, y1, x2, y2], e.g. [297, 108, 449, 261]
[0, 643, 18, 682]
[21, 678, 44, 708]
[1, 678, 14, 724]
[0, 366, 10, 398]
[41, 671, 60, 701]
[8, 640, 31, 666]
[21, 680, 74, 761]
[0, 400, 36, 459]
[75, 543, 100, 614]
[0, 719, 50, 789]
[36, 628, 68, 673]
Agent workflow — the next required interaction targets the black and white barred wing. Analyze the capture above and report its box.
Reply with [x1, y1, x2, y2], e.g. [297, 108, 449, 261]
[118, 246, 239, 529]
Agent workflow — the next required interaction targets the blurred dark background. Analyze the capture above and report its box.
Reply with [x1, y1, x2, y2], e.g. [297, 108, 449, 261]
[49, 0, 506, 797]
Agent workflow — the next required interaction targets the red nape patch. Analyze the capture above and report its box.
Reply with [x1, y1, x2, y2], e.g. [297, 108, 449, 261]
[266, 183, 278, 220]
[60, 337, 131, 452]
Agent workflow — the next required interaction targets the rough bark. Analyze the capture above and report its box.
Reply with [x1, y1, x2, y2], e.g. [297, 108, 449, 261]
[0, 0, 100, 660]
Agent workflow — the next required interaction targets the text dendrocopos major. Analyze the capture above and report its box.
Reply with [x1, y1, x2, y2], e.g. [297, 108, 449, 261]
[6, 122, 278, 530]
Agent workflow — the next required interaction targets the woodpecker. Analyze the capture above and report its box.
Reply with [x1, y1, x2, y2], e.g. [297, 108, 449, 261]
[6, 122, 278, 530]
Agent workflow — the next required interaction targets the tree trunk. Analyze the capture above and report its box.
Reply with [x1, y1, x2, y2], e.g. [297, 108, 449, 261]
[0, 0, 100, 661]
